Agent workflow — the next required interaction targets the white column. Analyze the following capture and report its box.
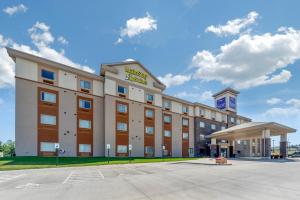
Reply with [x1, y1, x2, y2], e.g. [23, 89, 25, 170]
[249, 138, 252, 157]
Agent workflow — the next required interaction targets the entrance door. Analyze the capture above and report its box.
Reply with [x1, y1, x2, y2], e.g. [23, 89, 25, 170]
[220, 148, 228, 158]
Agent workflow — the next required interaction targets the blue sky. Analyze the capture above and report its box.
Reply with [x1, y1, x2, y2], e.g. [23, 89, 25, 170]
[0, 0, 300, 145]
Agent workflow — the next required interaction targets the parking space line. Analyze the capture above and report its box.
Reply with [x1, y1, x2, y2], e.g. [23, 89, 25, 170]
[97, 169, 104, 179]
[62, 171, 74, 184]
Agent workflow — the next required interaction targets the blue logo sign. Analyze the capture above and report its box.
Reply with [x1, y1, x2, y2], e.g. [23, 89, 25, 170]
[216, 97, 226, 110]
[229, 96, 236, 109]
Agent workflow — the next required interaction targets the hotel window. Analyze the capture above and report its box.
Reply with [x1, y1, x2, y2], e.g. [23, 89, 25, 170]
[79, 119, 91, 129]
[199, 109, 204, 116]
[145, 109, 154, 118]
[41, 69, 55, 80]
[199, 134, 205, 140]
[79, 99, 91, 109]
[163, 100, 171, 110]
[182, 118, 189, 126]
[230, 117, 235, 123]
[221, 126, 226, 130]
[117, 122, 127, 132]
[80, 80, 91, 90]
[222, 114, 227, 122]
[117, 103, 127, 113]
[164, 130, 172, 137]
[41, 114, 56, 125]
[40, 91, 56, 103]
[146, 94, 154, 103]
[145, 146, 154, 154]
[211, 112, 216, 119]
[117, 145, 128, 153]
[211, 124, 216, 130]
[118, 85, 128, 94]
[182, 132, 189, 139]
[182, 106, 188, 113]
[79, 144, 91, 153]
[199, 121, 205, 128]
[40, 142, 56, 152]
[163, 115, 171, 123]
[145, 126, 154, 135]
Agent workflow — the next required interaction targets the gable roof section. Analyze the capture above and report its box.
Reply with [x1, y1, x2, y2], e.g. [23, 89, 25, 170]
[100, 60, 166, 90]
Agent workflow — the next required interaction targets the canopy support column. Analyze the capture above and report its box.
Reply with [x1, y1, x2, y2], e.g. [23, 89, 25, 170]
[280, 134, 288, 158]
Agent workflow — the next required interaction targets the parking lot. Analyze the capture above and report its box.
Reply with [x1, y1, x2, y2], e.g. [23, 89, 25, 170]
[0, 158, 300, 200]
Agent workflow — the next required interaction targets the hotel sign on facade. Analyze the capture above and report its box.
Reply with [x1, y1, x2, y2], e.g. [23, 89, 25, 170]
[125, 67, 148, 85]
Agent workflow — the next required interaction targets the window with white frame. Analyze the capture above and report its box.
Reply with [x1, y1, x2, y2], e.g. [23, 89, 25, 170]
[182, 132, 189, 139]
[117, 103, 127, 113]
[145, 126, 154, 135]
[182, 106, 188, 113]
[163, 115, 171, 123]
[199, 109, 204, 116]
[40, 142, 56, 152]
[80, 80, 91, 90]
[164, 130, 172, 137]
[221, 126, 226, 130]
[182, 118, 189, 126]
[145, 109, 154, 118]
[117, 145, 128, 153]
[79, 144, 91, 153]
[146, 94, 154, 102]
[211, 124, 216, 130]
[117, 122, 127, 131]
[41, 114, 56, 125]
[163, 100, 171, 109]
[40, 91, 56, 103]
[199, 121, 205, 128]
[145, 146, 154, 154]
[79, 99, 91, 109]
[79, 119, 91, 129]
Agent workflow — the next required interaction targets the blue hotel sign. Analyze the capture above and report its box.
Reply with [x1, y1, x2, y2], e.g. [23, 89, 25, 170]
[229, 96, 236, 109]
[216, 97, 226, 110]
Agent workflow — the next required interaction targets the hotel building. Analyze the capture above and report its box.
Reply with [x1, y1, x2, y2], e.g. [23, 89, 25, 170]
[7, 48, 296, 158]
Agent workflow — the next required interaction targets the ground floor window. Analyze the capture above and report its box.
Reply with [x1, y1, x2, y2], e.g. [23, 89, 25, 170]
[79, 144, 91, 153]
[182, 132, 189, 139]
[40, 142, 56, 152]
[117, 145, 128, 153]
[145, 146, 154, 154]
[164, 130, 171, 137]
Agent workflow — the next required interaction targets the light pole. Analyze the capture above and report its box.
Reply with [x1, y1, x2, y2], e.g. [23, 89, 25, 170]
[106, 144, 110, 164]
[128, 144, 132, 163]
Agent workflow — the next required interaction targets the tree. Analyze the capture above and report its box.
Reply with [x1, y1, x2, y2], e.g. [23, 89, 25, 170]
[1, 140, 15, 156]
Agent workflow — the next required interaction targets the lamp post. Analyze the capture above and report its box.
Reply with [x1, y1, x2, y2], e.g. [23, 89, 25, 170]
[128, 144, 132, 163]
[106, 144, 110, 164]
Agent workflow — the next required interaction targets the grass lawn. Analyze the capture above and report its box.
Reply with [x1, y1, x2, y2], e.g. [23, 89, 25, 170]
[0, 156, 197, 171]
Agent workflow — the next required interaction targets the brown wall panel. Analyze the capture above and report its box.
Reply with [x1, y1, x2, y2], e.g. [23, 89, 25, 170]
[163, 113, 172, 157]
[115, 101, 129, 157]
[182, 117, 189, 157]
[77, 96, 93, 156]
[37, 87, 59, 156]
[144, 107, 155, 157]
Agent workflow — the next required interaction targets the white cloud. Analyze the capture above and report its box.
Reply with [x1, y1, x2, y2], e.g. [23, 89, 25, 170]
[192, 27, 300, 89]
[0, 22, 95, 88]
[57, 36, 68, 45]
[3, 4, 28, 16]
[123, 58, 135, 62]
[263, 107, 300, 118]
[286, 98, 300, 108]
[158, 73, 191, 88]
[267, 98, 281, 105]
[116, 13, 157, 44]
[205, 11, 259, 37]
[175, 90, 213, 101]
